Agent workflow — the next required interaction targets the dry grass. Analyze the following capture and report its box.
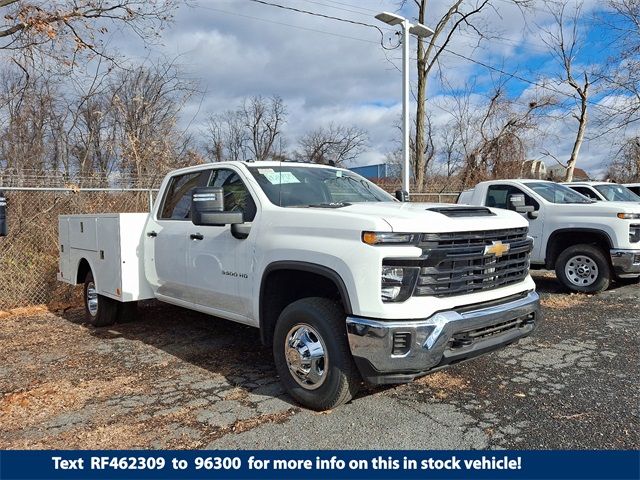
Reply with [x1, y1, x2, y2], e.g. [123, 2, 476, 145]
[414, 372, 469, 399]
[0, 376, 142, 433]
[541, 294, 590, 309]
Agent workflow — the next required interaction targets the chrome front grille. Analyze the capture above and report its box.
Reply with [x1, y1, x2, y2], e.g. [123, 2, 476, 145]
[413, 227, 532, 298]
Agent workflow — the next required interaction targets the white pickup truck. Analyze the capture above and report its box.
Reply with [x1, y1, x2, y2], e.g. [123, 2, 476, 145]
[563, 181, 640, 203]
[59, 161, 540, 410]
[458, 179, 640, 293]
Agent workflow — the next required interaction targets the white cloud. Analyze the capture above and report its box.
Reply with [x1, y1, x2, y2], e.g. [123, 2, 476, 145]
[105, 0, 632, 178]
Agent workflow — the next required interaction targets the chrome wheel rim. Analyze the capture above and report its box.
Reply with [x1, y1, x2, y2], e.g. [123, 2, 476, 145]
[285, 324, 327, 390]
[565, 255, 599, 287]
[86, 281, 98, 316]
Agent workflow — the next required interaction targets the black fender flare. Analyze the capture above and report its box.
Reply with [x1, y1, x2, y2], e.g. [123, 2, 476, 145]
[259, 261, 353, 340]
[545, 228, 613, 268]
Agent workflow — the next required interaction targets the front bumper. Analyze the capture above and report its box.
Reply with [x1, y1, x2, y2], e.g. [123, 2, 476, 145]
[610, 249, 640, 278]
[346, 291, 540, 384]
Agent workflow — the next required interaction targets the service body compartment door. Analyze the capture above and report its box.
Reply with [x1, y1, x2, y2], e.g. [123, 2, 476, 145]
[96, 217, 122, 298]
[58, 217, 71, 281]
[69, 217, 97, 251]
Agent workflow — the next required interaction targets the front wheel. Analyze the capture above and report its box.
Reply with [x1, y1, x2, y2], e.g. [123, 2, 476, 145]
[555, 244, 611, 293]
[273, 297, 361, 411]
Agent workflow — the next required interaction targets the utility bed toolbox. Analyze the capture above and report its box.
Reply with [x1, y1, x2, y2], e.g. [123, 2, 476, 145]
[58, 213, 154, 302]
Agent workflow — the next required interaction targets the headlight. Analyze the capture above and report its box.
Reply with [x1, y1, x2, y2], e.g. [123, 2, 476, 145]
[630, 224, 640, 243]
[381, 266, 419, 302]
[363, 231, 417, 245]
[618, 213, 640, 220]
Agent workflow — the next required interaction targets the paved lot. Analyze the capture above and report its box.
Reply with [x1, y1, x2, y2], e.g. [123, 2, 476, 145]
[1, 273, 638, 449]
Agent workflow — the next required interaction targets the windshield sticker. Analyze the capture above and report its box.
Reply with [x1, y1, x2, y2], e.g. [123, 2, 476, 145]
[258, 168, 274, 174]
[263, 171, 301, 185]
[336, 170, 343, 177]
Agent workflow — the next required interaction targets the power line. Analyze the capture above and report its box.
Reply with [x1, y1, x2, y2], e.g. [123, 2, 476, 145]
[242, 0, 631, 115]
[298, 0, 377, 16]
[197, 4, 376, 44]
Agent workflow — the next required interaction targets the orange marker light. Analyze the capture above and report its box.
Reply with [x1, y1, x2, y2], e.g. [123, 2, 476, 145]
[362, 232, 378, 245]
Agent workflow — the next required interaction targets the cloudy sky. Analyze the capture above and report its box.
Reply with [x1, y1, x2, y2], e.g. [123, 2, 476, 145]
[117, 0, 634, 178]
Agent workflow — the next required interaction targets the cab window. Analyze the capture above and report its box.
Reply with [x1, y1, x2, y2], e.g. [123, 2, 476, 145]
[159, 170, 211, 220]
[209, 169, 257, 222]
[570, 186, 600, 200]
[486, 185, 539, 211]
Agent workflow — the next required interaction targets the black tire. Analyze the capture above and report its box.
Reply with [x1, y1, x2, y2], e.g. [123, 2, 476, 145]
[117, 301, 139, 323]
[83, 271, 118, 327]
[555, 244, 611, 293]
[273, 297, 360, 411]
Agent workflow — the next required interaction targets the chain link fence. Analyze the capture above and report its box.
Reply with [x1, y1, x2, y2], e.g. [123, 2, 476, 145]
[0, 187, 156, 310]
[0, 183, 460, 311]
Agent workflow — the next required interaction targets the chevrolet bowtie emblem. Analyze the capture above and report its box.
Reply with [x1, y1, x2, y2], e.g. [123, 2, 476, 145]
[484, 240, 510, 258]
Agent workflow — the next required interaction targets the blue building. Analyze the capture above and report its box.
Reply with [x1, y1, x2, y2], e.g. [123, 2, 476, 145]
[349, 163, 399, 180]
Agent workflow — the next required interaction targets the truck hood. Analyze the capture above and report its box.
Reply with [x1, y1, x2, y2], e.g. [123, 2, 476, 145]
[544, 201, 640, 216]
[341, 202, 528, 233]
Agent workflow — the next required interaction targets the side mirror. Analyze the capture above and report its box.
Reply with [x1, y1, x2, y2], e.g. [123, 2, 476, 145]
[395, 190, 409, 202]
[509, 193, 535, 214]
[191, 187, 243, 226]
[0, 191, 7, 237]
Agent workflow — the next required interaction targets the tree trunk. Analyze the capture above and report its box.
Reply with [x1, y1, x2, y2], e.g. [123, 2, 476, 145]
[565, 98, 588, 182]
[414, 2, 428, 193]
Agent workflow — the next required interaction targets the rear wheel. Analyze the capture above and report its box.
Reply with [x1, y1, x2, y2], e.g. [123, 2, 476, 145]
[83, 271, 119, 327]
[273, 297, 360, 411]
[555, 244, 611, 293]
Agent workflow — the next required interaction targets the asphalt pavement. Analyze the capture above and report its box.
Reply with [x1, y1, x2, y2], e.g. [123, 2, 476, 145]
[0, 273, 638, 449]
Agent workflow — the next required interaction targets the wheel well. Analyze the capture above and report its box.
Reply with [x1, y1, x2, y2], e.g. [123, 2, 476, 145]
[259, 267, 350, 345]
[76, 258, 91, 285]
[546, 230, 612, 269]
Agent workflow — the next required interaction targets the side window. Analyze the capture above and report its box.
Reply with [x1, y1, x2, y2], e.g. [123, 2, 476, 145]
[486, 185, 510, 209]
[571, 186, 599, 200]
[209, 169, 257, 222]
[486, 185, 539, 211]
[159, 170, 211, 220]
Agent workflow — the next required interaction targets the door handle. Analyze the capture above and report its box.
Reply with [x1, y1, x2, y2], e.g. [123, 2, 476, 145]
[147, 231, 157, 238]
[190, 233, 204, 241]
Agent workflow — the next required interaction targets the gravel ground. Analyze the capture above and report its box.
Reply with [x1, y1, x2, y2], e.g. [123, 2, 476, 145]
[1, 273, 638, 450]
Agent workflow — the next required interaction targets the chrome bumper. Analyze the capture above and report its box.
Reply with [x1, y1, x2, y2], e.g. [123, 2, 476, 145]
[610, 249, 640, 278]
[346, 291, 540, 384]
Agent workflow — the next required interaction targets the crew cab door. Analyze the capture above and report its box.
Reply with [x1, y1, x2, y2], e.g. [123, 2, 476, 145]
[486, 184, 545, 262]
[144, 169, 212, 302]
[186, 167, 258, 320]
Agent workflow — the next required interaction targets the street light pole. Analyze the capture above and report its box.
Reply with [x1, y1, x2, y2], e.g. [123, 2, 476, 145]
[375, 12, 433, 200]
[401, 18, 411, 198]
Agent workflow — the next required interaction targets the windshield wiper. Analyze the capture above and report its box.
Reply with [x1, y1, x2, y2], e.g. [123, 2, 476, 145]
[308, 202, 352, 208]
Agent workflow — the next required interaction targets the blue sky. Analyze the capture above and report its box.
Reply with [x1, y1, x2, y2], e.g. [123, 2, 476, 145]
[114, 0, 636, 178]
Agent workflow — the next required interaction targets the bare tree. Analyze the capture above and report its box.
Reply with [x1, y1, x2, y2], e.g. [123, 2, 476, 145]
[541, 1, 592, 182]
[242, 95, 286, 162]
[203, 109, 248, 162]
[607, 136, 640, 182]
[0, 68, 65, 175]
[440, 82, 555, 188]
[202, 95, 287, 162]
[109, 62, 197, 184]
[0, 1, 180, 68]
[598, 0, 640, 130]
[297, 123, 368, 166]
[396, 0, 498, 192]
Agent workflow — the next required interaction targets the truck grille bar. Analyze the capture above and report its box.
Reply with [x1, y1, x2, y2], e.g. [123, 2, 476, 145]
[413, 227, 531, 298]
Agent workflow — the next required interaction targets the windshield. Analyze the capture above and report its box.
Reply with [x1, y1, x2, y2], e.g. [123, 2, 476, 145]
[594, 184, 640, 202]
[526, 182, 594, 204]
[247, 165, 395, 207]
